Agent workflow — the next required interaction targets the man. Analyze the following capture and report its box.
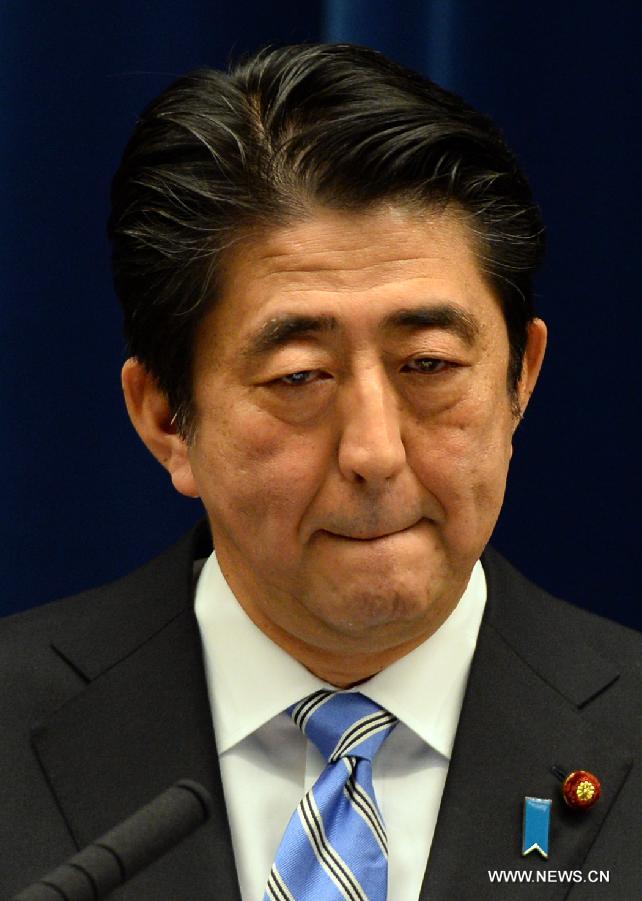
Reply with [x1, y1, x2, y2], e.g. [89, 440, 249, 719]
[1, 44, 640, 900]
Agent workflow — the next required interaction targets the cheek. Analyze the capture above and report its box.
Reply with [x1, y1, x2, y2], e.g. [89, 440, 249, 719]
[411, 399, 513, 512]
[192, 402, 327, 526]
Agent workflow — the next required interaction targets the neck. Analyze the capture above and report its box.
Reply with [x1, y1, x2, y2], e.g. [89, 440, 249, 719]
[232, 594, 453, 687]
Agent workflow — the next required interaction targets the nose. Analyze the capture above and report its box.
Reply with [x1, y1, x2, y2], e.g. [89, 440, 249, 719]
[337, 366, 407, 484]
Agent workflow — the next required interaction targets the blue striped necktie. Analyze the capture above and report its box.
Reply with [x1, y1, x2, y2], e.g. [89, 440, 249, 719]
[264, 689, 398, 901]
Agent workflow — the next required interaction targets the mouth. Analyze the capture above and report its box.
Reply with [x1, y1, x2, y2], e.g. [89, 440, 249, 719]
[322, 519, 422, 541]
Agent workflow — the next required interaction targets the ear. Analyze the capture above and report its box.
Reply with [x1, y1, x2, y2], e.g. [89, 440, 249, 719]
[121, 358, 200, 498]
[515, 317, 547, 420]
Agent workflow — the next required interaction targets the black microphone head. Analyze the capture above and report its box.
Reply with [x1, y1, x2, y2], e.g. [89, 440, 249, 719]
[12, 779, 213, 901]
[174, 778, 213, 820]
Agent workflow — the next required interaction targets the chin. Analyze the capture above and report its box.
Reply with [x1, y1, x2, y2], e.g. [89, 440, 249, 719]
[310, 581, 434, 638]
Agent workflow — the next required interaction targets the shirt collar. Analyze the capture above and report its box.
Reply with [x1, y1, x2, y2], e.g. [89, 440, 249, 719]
[195, 552, 486, 760]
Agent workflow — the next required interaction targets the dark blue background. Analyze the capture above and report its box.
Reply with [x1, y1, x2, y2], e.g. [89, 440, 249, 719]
[2, 2, 640, 630]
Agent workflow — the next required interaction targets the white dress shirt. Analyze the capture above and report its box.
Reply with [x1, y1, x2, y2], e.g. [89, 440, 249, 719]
[194, 552, 486, 900]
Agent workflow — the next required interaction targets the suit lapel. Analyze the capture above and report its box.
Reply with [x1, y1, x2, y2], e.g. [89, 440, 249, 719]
[420, 550, 633, 901]
[32, 523, 242, 900]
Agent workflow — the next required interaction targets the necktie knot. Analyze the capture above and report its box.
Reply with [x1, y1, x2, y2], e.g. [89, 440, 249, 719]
[288, 689, 398, 764]
[267, 689, 396, 900]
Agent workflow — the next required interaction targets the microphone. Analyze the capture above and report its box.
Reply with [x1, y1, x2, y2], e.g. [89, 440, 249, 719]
[12, 779, 212, 901]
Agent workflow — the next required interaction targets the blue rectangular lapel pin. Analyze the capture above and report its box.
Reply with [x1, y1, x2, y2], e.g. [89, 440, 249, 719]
[522, 797, 552, 857]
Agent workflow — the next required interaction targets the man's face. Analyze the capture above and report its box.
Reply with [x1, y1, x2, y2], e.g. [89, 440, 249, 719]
[180, 206, 543, 672]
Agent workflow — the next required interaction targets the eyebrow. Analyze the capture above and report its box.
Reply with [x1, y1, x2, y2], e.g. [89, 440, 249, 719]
[242, 314, 337, 359]
[383, 304, 480, 346]
[242, 302, 480, 360]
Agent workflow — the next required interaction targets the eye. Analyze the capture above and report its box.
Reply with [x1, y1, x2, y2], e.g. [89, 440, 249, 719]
[278, 369, 326, 387]
[403, 357, 452, 374]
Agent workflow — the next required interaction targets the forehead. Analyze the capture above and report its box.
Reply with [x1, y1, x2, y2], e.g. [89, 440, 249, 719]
[201, 206, 505, 354]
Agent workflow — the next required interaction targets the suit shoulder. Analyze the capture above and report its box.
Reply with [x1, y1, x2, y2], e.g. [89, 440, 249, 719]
[0, 522, 211, 739]
[0, 520, 211, 677]
[482, 546, 642, 671]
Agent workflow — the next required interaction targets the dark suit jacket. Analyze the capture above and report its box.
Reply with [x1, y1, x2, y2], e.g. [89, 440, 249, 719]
[1, 521, 640, 900]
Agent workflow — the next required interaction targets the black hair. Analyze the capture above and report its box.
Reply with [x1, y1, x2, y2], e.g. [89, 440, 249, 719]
[109, 43, 545, 435]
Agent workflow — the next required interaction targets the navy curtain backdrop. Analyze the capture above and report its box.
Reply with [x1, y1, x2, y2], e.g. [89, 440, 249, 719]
[2, 2, 640, 630]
